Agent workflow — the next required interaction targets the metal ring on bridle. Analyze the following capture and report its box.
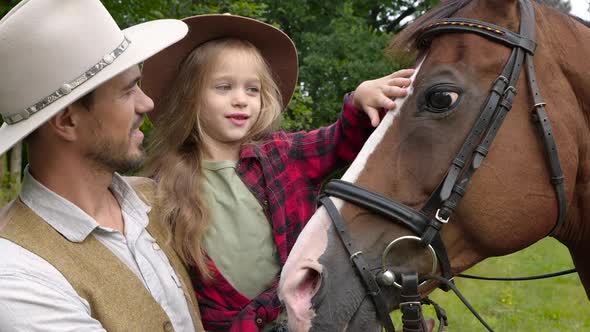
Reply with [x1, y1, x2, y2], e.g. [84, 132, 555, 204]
[381, 235, 438, 289]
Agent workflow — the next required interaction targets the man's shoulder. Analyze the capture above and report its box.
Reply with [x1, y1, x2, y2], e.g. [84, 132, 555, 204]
[0, 203, 58, 276]
[0, 237, 70, 286]
[0, 238, 94, 330]
[0, 237, 41, 269]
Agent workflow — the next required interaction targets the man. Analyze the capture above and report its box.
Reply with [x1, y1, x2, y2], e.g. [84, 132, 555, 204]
[0, 0, 203, 331]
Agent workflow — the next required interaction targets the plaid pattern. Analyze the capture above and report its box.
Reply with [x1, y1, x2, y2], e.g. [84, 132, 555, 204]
[192, 94, 376, 331]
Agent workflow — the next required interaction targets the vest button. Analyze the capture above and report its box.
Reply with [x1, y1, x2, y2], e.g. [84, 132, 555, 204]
[163, 321, 174, 331]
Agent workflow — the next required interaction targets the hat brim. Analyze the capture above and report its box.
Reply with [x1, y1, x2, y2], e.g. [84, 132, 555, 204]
[142, 14, 298, 122]
[0, 19, 188, 156]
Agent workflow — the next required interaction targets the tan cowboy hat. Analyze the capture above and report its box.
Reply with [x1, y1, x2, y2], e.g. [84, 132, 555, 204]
[142, 14, 298, 122]
[0, 0, 189, 155]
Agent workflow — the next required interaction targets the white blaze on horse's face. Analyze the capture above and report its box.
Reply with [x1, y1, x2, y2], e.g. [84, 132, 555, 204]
[279, 59, 425, 332]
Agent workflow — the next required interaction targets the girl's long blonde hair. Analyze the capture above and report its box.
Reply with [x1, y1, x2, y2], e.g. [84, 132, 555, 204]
[143, 38, 283, 278]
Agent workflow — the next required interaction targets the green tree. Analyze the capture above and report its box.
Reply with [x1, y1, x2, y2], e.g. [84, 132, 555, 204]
[0, 0, 572, 200]
[263, 0, 437, 129]
[102, 1, 440, 129]
[0, 0, 20, 17]
[0, 0, 432, 204]
[101, 0, 268, 27]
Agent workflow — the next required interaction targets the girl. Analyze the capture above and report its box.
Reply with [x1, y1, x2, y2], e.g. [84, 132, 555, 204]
[141, 14, 413, 332]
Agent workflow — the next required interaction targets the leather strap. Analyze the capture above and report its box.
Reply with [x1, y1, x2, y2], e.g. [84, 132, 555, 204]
[320, 196, 396, 332]
[418, 18, 536, 54]
[400, 273, 427, 332]
[437, 46, 526, 222]
[421, 298, 448, 332]
[522, 0, 567, 233]
[324, 180, 454, 282]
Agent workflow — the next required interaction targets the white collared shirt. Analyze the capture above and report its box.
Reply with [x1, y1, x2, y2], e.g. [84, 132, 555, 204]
[0, 168, 195, 332]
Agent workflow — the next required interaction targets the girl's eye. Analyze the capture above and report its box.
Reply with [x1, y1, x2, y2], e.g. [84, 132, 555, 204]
[422, 85, 462, 113]
[247, 86, 260, 93]
[216, 85, 231, 91]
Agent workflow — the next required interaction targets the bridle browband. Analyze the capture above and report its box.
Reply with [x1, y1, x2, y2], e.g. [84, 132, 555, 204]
[319, 0, 569, 331]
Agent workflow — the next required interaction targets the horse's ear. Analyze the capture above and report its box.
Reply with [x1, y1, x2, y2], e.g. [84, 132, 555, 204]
[477, 0, 520, 30]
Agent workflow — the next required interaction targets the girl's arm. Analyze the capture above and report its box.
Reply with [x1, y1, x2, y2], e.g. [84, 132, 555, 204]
[282, 68, 414, 185]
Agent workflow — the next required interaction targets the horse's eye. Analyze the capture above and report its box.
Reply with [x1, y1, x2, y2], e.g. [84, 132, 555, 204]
[424, 85, 461, 113]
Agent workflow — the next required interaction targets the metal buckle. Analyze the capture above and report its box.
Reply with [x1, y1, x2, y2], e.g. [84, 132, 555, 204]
[350, 251, 363, 262]
[399, 301, 421, 309]
[435, 209, 450, 224]
[494, 75, 509, 85]
[532, 102, 546, 110]
[503, 85, 517, 96]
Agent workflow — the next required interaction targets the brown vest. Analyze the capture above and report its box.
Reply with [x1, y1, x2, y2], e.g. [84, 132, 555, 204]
[0, 176, 204, 332]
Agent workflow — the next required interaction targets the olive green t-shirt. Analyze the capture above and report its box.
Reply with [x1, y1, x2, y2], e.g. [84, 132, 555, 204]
[201, 160, 281, 299]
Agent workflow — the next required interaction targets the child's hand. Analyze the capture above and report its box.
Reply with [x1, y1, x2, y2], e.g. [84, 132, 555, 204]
[353, 68, 415, 127]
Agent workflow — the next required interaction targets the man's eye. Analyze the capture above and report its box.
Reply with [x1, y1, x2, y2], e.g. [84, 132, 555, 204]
[125, 86, 137, 96]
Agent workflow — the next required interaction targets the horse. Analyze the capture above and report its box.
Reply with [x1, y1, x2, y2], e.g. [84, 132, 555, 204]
[278, 0, 590, 331]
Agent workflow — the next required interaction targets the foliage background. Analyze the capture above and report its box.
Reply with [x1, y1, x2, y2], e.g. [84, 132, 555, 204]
[1, 0, 588, 329]
[0, 0, 436, 199]
[0, 0, 578, 198]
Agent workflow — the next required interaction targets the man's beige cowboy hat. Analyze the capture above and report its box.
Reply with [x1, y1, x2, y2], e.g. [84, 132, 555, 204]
[142, 14, 298, 122]
[0, 0, 188, 155]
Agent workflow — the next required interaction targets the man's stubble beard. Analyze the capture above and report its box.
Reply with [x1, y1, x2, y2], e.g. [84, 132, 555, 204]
[86, 130, 145, 174]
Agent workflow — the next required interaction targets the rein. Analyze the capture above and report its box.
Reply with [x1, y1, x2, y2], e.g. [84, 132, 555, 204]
[457, 268, 577, 281]
[319, 0, 575, 331]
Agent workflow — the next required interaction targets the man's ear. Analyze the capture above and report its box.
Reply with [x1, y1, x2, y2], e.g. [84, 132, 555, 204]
[46, 103, 83, 142]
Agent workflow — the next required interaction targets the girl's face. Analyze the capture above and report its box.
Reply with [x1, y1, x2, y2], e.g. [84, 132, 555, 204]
[199, 48, 262, 158]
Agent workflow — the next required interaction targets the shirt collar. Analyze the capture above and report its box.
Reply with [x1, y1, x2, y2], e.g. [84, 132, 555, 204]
[19, 166, 151, 242]
[240, 143, 257, 158]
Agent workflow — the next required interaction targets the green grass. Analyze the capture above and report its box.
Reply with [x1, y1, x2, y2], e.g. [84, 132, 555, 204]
[391, 238, 589, 331]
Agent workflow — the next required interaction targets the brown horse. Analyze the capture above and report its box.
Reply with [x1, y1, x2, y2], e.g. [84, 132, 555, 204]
[279, 0, 590, 331]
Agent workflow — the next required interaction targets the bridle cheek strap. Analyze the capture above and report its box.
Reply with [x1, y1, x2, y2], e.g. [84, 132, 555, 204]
[319, 196, 396, 332]
[400, 273, 427, 332]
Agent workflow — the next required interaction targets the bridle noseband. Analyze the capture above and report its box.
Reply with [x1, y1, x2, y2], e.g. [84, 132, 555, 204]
[319, 0, 568, 331]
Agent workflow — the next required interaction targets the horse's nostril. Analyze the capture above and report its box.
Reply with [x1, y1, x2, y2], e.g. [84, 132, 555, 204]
[296, 267, 322, 299]
[281, 265, 324, 332]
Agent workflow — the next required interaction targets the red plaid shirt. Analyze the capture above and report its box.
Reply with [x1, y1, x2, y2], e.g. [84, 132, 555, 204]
[192, 95, 375, 331]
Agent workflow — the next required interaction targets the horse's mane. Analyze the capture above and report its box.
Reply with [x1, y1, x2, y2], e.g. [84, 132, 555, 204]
[387, 0, 590, 58]
[387, 0, 471, 57]
[572, 15, 590, 28]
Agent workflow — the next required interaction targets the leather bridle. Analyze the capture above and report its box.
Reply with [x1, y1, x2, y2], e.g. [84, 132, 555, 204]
[319, 0, 568, 331]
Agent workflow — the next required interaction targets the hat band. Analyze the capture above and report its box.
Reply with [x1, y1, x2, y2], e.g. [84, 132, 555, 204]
[2, 37, 131, 125]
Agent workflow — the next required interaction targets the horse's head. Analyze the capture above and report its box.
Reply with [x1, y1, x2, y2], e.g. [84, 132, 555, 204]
[280, 0, 590, 331]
